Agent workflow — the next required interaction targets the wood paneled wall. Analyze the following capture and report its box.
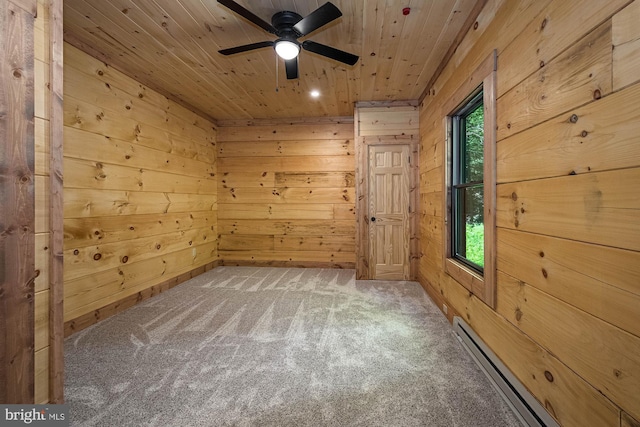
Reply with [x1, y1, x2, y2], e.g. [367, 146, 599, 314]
[217, 120, 355, 268]
[1, 0, 36, 404]
[418, 0, 640, 425]
[62, 44, 218, 334]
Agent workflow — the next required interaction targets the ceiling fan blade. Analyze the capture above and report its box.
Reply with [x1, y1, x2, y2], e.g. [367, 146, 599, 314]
[302, 40, 358, 66]
[217, 0, 277, 34]
[293, 2, 342, 36]
[219, 41, 274, 55]
[284, 57, 299, 80]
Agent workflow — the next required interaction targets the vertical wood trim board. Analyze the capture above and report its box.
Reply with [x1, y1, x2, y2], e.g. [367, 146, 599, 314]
[48, 0, 63, 404]
[33, 0, 53, 403]
[0, 0, 36, 404]
[354, 109, 367, 278]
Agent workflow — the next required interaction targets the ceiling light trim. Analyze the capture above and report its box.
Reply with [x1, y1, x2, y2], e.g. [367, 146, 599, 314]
[274, 39, 300, 60]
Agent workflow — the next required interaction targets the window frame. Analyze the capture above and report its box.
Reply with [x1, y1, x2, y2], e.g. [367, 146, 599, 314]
[451, 90, 484, 274]
[443, 50, 497, 308]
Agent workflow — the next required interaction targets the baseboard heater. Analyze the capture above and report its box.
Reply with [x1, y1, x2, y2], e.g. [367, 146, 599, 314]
[453, 316, 559, 427]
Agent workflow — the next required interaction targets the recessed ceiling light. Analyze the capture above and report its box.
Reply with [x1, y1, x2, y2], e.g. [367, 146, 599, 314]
[310, 90, 320, 98]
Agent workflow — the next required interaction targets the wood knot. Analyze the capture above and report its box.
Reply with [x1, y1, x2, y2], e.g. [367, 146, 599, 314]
[569, 114, 579, 123]
[544, 371, 554, 382]
[542, 268, 548, 278]
[515, 308, 523, 321]
[13, 69, 22, 78]
[539, 251, 545, 258]
[473, 21, 479, 30]
[581, 130, 588, 138]
[97, 70, 104, 76]
[544, 400, 557, 418]
[511, 192, 518, 201]
[93, 253, 102, 261]
[593, 89, 602, 100]
[121, 255, 129, 263]
[540, 18, 548, 30]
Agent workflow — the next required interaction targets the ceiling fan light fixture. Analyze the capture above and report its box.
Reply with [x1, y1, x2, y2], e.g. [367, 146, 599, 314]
[274, 39, 300, 60]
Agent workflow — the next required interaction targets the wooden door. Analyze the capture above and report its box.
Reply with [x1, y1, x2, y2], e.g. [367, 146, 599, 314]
[368, 144, 411, 280]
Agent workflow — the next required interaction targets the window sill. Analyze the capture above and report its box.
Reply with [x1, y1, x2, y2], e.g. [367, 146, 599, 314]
[444, 257, 485, 297]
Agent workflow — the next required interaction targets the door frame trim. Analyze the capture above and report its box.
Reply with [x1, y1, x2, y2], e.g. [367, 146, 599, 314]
[355, 135, 419, 280]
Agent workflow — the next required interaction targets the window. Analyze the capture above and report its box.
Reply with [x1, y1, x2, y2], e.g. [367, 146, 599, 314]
[443, 51, 496, 308]
[451, 90, 485, 273]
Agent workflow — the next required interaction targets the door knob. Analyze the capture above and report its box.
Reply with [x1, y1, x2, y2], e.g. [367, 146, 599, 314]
[371, 217, 376, 222]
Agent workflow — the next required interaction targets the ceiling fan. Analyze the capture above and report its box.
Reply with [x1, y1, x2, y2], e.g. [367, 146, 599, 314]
[217, 0, 359, 79]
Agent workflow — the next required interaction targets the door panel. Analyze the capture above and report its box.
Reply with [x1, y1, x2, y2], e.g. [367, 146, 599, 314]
[368, 144, 410, 279]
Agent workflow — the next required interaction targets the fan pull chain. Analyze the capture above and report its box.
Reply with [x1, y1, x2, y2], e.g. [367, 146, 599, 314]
[275, 54, 279, 92]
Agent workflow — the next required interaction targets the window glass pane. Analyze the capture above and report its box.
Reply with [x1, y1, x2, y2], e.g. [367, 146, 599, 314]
[454, 184, 484, 269]
[463, 104, 484, 183]
[463, 185, 484, 267]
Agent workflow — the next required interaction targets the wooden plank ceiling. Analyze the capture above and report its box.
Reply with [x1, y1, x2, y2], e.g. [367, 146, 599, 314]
[63, 0, 479, 122]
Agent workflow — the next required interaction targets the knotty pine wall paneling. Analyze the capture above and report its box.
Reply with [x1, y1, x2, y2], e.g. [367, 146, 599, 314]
[217, 120, 355, 268]
[418, 0, 640, 425]
[63, 44, 218, 334]
[1, 0, 36, 404]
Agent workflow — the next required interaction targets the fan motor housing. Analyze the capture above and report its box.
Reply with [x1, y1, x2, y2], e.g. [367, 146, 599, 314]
[272, 11, 303, 37]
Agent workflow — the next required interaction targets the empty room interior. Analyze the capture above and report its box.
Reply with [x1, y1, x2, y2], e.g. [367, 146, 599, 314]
[1, 0, 639, 425]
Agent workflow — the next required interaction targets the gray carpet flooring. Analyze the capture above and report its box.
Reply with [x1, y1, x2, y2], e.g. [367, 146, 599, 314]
[65, 267, 522, 426]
